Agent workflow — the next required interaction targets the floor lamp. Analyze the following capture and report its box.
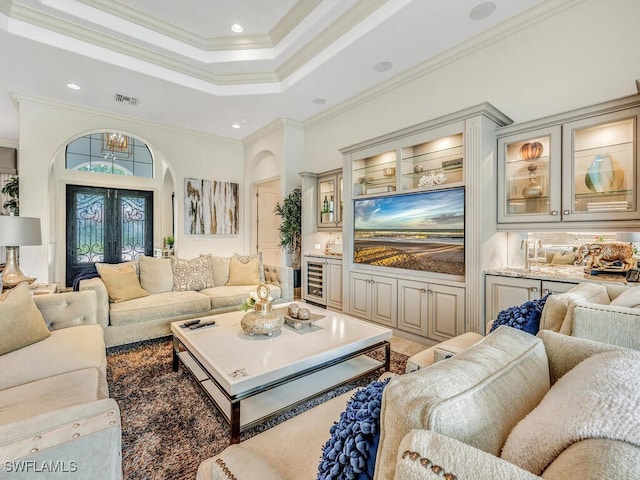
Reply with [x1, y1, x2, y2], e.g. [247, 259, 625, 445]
[0, 216, 42, 289]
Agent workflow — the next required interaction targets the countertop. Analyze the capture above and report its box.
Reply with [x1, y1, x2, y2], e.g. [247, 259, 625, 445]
[303, 253, 343, 260]
[485, 266, 633, 286]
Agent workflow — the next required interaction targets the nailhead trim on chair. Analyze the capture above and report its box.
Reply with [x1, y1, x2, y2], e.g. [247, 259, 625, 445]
[214, 458, 237, 480]
[402, 450, 458, 480]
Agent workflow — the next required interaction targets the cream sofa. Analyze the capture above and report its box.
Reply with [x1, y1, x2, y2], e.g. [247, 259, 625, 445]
[0, 287, 121, 480]
[197, 326, 639, 479]
[406, 281, 640, 372]
[79, 254, 293, 347]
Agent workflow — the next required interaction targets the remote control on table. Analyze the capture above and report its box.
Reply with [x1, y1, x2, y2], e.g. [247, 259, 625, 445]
[180, 319, 201, 328]
[189, 320, 216, 330]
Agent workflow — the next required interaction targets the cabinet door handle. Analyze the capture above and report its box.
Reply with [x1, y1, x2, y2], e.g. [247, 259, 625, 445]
[550, 210, 558, 216]
[563, 210, 570, 215]
[530, 287, 538, 292]
[543, 289, 550, 294]
[421, 288, 427, 293]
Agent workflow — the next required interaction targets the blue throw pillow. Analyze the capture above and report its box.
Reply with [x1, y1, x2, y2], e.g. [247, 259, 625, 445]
[317, 377, 390, 480]
[489, 293, 551, 335]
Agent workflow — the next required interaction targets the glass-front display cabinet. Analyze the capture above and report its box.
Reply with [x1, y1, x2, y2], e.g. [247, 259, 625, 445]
[318, 169, 343, 229]
[498, 126, 562, 223]
[352, 150, 396, 197]
[400, 133, 464, 191]
[562, 109, 639, 221]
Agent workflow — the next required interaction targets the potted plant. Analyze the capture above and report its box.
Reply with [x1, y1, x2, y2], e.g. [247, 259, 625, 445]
[274, 187, 302, 287]
[1, 175, 18, 215]
[164, 235, 175, 251]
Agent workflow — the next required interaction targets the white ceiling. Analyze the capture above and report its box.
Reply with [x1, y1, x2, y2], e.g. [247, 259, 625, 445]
[0, 0, 550, 141]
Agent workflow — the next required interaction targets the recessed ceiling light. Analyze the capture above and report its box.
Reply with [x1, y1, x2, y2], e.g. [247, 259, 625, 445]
[231, 123, 241, 129]
[67, 83, 81, 90]
[312, 98, 327, 105]
[469, 1, 496, 20]
[230, 24, 243, 33]
[374, 61, 393, 73]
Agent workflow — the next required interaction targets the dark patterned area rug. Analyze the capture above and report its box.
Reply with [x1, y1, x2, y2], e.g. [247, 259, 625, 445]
[107, 337, 408, 480]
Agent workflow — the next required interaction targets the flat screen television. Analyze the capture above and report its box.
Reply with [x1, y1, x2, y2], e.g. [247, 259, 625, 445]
[353, 187, 464, 275]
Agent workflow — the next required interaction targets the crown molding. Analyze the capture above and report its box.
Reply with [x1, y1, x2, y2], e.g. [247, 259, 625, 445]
[0, 0, 11, 16]
[242, 117, 304, 144]
[305, 0, 586, 129]
[276, 0, 387, 81]
[12, 93, 241, 144]
[270, 0, 322, 45]
[0, 137, 18, 148]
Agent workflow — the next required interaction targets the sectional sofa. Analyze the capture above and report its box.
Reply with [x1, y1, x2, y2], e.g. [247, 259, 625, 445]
[0, 284, 121, 480]
[79, 253, 293, 347]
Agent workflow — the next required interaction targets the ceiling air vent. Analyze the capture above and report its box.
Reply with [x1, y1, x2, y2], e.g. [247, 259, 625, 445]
[114, 94, 139, 105]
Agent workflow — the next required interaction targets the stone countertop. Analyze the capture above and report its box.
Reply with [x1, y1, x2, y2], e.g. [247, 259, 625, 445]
[303, 254, 343, 260]
[485, 266, 633, 286]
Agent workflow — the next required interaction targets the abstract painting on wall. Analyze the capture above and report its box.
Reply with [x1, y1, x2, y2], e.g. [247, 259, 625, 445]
[184, 178, 239, 235]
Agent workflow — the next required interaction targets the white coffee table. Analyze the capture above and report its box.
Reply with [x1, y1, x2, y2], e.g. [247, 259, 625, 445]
[171, 303, 392, 443]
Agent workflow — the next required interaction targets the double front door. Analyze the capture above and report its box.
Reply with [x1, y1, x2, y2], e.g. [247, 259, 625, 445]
[66, 185, 153, 286]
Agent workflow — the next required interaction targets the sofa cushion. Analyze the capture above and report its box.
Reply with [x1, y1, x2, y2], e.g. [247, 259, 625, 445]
[489, 294, 549, 335]
[108, 291, 211, 326]
[139, 255, 173, 293]
[0, 324, 107, 395]
[172, 256, 214, 291]
[374, 327, 550, 480]
[0, 367, 102, 425]
[200, 285, 282, 310]
[501, 350, 640, 475]
[99, 263, 149, 303]
[608, 286, 640, 308]
[0, 282, 51, 355]
[540, 282, 610, 333]
[226, 255, 261, 286]
[319, 378, 390, 480]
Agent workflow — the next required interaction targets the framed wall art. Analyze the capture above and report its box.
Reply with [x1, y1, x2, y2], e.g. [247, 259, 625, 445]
[184, 177, 239, 235]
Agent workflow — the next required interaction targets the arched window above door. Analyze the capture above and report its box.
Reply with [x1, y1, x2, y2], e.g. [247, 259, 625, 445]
[65, 132, 153, 178]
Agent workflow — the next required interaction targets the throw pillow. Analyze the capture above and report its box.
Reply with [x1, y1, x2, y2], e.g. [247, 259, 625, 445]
[501, 350, 640, 475]
[138, 255, 174, 293]
[539, 283, 610, 333]
[98, 263, 149, 303]
[0, 282, 51, 355]
[608, 287, 640, 308]
[95, 260, 139, 276]
[489, 294, 550, 335]
[318, 378, 390, 480]
[226, 254, 261, 286]
[234, 253, 265, 282]
[171, 256, 214, 291]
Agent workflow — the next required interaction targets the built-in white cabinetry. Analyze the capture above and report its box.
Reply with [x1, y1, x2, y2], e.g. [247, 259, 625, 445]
[341, 103, 510, 336]
[349, 272, 397, 327]
[302, 255, 343, 310]
[484, 274, 577, 329]
[498, 95, 640, 228]
[318, 169, 343, 230]
[397, 280, 464, 341]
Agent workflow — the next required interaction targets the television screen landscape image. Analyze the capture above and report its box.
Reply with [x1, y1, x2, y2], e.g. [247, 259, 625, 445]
[353, 188, 464, 275]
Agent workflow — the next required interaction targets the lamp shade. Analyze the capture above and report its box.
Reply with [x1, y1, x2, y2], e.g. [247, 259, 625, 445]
[0, 216, 42, 246]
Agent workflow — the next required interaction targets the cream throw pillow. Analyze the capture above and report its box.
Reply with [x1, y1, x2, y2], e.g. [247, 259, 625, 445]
[96, 260, 139, 276]
[138, 255, 174, 293]
[171, 256, 214, 291]
[608, 287, 640, 308]
[539, 283, 610, 333]
[0, 282, 51, 355]
[226, 255, 261, 286]
[99, 263, 149, 303]
[501, 350, 640, 475]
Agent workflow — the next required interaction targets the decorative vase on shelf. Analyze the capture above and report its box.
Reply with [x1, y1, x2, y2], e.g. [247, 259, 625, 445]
[522, 178, 543, 198]
[584, 153, 624, 193]
[519, 141, 544, 160]
[240, 284, 283, 336]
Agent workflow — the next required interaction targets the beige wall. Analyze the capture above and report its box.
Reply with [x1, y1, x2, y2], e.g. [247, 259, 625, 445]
[302, 0, 640, 172]
[17, 97, 242, 284]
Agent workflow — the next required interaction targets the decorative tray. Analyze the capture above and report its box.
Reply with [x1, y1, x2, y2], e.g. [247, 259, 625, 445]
[274, 307, 325, 330]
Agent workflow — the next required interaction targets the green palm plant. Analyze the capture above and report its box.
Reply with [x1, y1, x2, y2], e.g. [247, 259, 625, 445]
[1, 175, 18, 215]
[274, 186, 302, 268]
